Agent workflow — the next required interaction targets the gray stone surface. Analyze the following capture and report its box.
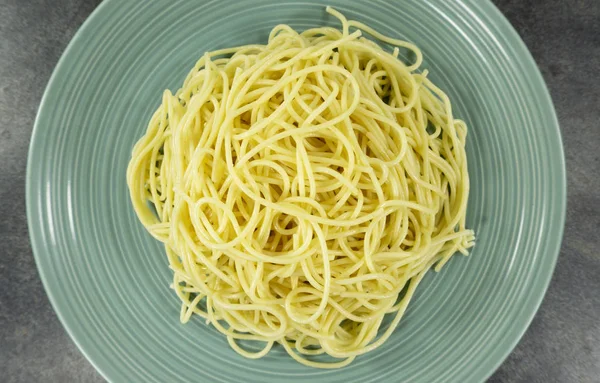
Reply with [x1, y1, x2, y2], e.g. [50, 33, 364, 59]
[0, 0, 598, 382]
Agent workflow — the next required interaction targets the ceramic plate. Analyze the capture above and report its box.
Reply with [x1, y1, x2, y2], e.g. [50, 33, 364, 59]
[27, 1, 565, 381]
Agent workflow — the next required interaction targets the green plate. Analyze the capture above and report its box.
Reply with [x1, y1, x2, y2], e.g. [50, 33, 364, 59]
[27, 0, 565, 382]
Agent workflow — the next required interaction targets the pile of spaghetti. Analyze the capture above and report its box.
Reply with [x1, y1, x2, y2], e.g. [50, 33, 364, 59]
[127, 7, 474, 368]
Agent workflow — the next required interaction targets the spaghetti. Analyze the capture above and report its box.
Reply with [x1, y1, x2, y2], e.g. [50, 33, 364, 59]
[127, 6, 474, 368]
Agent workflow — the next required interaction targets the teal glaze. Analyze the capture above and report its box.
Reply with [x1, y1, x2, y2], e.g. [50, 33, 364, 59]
[26, 1, 565, 382]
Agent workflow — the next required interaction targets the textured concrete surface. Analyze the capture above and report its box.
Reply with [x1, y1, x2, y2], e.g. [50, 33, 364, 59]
[1, 0, 599, 382]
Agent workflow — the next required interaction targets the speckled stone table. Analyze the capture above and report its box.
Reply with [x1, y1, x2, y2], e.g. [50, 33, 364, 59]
[1, 0, 598, 382]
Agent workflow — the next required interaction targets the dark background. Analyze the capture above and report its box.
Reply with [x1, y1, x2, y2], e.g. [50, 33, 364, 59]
[1, 0, 599, 382]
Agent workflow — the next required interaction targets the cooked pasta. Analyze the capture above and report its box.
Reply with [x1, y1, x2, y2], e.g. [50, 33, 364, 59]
[127, 6, 474, 368]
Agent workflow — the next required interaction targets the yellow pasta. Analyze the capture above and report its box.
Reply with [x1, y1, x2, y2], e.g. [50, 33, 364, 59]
[127, 6, 474, 368]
